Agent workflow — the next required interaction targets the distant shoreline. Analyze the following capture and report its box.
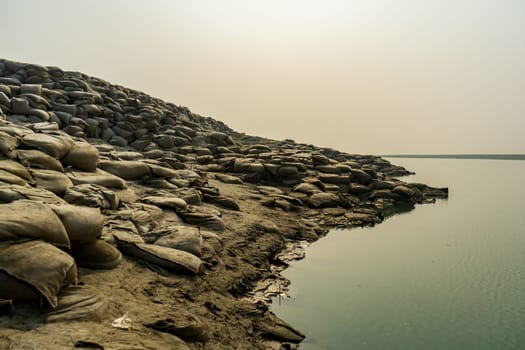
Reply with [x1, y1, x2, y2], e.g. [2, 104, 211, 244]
[383, 154, 525, 160]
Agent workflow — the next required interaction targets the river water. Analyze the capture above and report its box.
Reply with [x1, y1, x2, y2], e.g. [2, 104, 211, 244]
[271, 158, 525, 350]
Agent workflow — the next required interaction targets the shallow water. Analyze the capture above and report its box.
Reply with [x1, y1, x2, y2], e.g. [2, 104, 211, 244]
[271, 158, 525, 350]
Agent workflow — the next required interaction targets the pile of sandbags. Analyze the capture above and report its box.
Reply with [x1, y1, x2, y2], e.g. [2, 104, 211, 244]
[0, 200, 121, 307]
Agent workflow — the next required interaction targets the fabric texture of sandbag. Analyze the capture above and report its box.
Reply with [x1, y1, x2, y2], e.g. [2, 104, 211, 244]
[154, 227, 203, 257]
[0, 169, 28, 185]
[0, 240, 78, 308]
[99, 160, 151, 180]
[31, 169, 73, 195]
[49, 204, 104, 243]
[115, 238, 203, 275]
[0, 200, 70, 249]
[71, 239, 122, 270]
[61, 142, 99, 171]
[0, 184, 66, 204]
[16, 149, 64, 171]
[21, 133, 74, 159]
[66, 169, 127, 189]
[0, 158, 33, 181]
[177, 206, 226, 231]
[0, 131, 18, 155]
[47, 285, 108, 322]
[64, 184, 120, 210]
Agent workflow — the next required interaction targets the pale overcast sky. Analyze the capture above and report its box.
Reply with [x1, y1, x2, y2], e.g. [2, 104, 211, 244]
[1, 0, 524, 154]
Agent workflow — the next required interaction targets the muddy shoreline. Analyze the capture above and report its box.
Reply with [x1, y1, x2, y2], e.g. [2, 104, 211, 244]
[0, 58, 448, 349]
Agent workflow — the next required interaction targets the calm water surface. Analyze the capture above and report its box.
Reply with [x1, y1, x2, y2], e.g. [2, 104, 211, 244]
[271, 158, 525, 350]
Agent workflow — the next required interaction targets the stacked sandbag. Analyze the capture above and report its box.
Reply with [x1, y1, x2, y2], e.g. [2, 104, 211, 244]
[49, 203, 122, 270]
[0, 199, 79, 307]
[0, 240, 78, 308]
[113, 230, 203, 275]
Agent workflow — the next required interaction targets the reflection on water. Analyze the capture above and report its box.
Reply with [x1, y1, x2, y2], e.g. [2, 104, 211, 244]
[271, 158, 525, 350]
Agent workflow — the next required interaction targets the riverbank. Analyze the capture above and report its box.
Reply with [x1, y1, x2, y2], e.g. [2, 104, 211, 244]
[0, 58, 447, 349]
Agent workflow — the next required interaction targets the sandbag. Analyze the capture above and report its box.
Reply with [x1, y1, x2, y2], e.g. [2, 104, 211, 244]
[99, 160, 151, 180]
[116, 203, 164, 227]
[61, 142, 99, 171]
[0, 240, 78, 308]
[66, 169, 127, 189]
[202, 194, 240, 211]
[1, 184, 66, 204]
[11, 97, 29, 114]
[177, 206, 226, 231]
[17, 149, 64, 171]
[0, 131, 18, 155]
[0, 200, 70, 249]
[155, 227, 203, 257]
[308, 192, 340, 208]
[49, 204, 104, 243]
[0, 270, 40, 300]
[71, 239, 122, 270]
[0, 169, 27, 186]
[114, 238, 203, 275]
[21, 133, 74, 159]
[0, 186, 25, 203]
[31, 169, 73, 195]
[148, 164, 179, 178]
[47, 285, 108, 322]
[64, 184, 120, 210]
[143, 196, 188, 210]
[0, 158, 32, 181]
[173, 188, 203, 206]
[214, 173, 243, 184]
[20, 84, 42, 95]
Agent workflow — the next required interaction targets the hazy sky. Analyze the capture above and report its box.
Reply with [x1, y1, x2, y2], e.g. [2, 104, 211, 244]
[1, 0, 524, 154]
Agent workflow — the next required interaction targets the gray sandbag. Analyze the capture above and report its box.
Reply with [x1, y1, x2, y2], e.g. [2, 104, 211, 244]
[154, 227, 203, 257]
[177, 206, 226, 231]
[0, 169, 28, 185]
[0, 240, 78, 308]
[17, 149, 64, 171]
[114, 237, 203, 275]
[31, 169, 73, 195]
[49, 204, 104, 243]
[99, 160, 151, 180]
[47, 285, 108, 322]
[20, 84, 42, 95]
[64, 184, 120, 210]
[71, 239, 122, 270]
[11, 97, 29, 114]
[61, 142, 99, 171]
[142, 196, 188, 210]
[27, 108, 50, 122]
[66, 169, 127, 189]
[0, 200, 70, 249]
[21, 133, 74, 159]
